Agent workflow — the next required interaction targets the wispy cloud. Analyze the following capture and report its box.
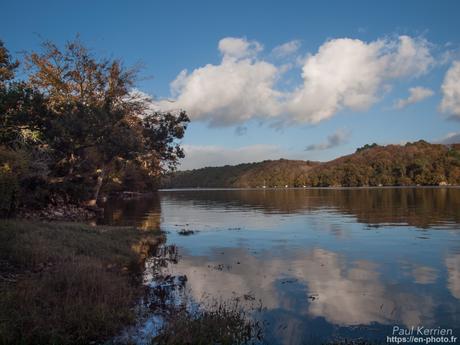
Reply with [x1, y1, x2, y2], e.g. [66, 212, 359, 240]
[394, 86, 434, 109]
[271, 40, 301, 58]
[305, 129, 351, 151]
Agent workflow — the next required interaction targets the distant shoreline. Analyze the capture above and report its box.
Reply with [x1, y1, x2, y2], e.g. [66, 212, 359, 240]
[163, 142, 460, 189]
[159, 185, 460, 192]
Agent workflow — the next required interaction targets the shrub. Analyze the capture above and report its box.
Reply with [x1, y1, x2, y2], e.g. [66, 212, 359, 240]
[0, 168, 18, 216]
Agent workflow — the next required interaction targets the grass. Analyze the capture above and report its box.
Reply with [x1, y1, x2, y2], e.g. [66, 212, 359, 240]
[0, 220, 164, 345]
[151, 299, 264, 345]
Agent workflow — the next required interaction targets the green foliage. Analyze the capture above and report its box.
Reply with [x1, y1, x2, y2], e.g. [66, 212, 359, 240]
[356, 142, 379, 153]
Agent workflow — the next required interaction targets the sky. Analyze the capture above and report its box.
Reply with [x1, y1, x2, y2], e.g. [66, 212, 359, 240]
[2, 0, 460, 170]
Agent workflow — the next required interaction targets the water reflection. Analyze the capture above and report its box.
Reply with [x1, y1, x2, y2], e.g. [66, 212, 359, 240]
[103, 188, 460, 229]
[446, 254, 460, 299]
[411, 266, 438, 285]
[103, 188, 460, 344]
[102, 194, 162, 230]
[161, 246, 450, 343]
[160, 188, 460, 229]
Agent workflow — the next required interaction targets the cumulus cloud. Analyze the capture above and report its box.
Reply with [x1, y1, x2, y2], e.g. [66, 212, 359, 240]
[394, 86, 434, 109]
[287, 36, 433, 123]
[159, 35, 434, 126]
[305, 129, 351, 151]
[440, 61, 460, 119]
[161, 38, 282, 126]
[179, 144, 295, 170]
[272, 40, 301, 58]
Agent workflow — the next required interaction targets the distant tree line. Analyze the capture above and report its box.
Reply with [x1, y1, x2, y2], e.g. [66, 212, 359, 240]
[165, 141, 460, 188]
[0, 39, 189, 215]
[306, 141, 460, 187]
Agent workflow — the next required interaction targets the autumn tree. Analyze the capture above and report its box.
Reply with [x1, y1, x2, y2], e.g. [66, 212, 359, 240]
[0, 38, 189, 209]
[24, 39, 189, 204]
[0, 40, 18, 86]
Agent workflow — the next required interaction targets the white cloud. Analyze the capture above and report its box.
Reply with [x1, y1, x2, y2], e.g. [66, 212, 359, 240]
[440, 61, 460, 119]
[305, 129, 351, 151]
[161, 38, 282, 126]
[385, 36, 433, 78]
[159, 35, 434, 126]
[218, 37, 263, 60]
[394, 86, 434, 109]
[288, 36, 433, 123]
[179, 144, 296, 170]
[272, 40, 301, 58]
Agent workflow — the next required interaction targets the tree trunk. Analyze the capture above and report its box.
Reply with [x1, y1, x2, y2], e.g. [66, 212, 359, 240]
[87, 167, 105, 206]
[68, 152, 76, 175]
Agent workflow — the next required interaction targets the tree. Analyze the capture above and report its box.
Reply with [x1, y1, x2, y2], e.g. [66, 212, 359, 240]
[0, 41, 52, 214]
[0, 40, 18, 86]
[1, 41, 47, 148]
[24, 39, 190, 204]
[0, 38, 189, 208]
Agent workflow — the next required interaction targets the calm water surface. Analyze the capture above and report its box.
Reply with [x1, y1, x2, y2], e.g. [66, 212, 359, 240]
[103, 188, 460, 344]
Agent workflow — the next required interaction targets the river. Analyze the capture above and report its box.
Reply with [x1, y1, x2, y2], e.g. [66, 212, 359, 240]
[103, 188, 460, 344]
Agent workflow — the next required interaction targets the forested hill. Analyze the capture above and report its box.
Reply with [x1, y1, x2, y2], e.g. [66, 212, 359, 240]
[163, 141, 460, 188]
[163, 159, 320, 188]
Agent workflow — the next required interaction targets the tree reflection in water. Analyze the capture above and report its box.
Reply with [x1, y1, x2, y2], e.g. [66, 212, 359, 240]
[103, 188, 460, 344]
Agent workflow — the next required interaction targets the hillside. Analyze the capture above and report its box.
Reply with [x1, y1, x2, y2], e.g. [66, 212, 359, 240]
[163, 141, 460, 188]
[163, 159, 319, 188]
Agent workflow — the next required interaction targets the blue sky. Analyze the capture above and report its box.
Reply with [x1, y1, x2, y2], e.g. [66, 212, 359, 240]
[2, 0, 460, 169]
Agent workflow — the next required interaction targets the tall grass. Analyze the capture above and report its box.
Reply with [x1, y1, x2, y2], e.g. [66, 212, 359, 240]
[151, 299, 264, 345]
[0, 220, 164, 345]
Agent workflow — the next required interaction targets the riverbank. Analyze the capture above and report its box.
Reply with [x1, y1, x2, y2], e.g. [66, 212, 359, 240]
[17, 203, 102, 222]
[0, 220, 164, 345]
